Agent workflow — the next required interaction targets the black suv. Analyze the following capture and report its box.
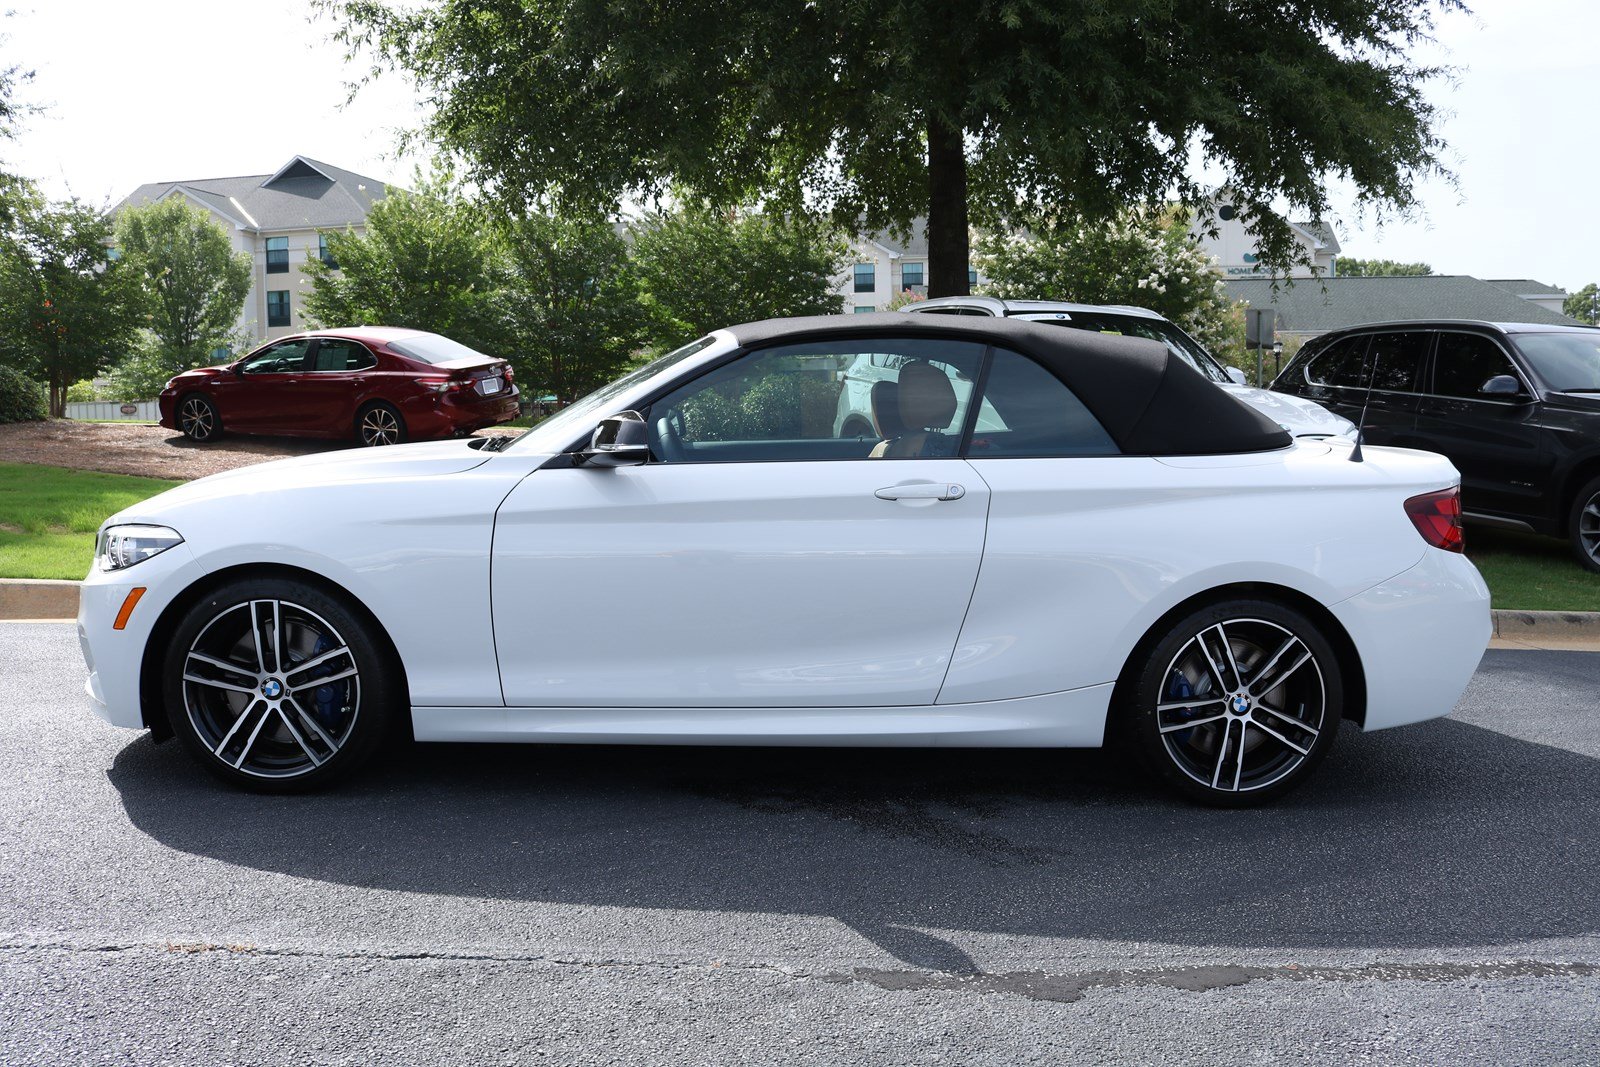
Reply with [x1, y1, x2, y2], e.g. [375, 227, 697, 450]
[1272, 321, 1600, 572]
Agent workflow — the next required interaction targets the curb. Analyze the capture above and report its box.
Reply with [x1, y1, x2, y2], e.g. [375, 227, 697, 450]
[0, 578, 80, 621]
[1491, 608, 1600, 641]
[2, 578, 1599, 639]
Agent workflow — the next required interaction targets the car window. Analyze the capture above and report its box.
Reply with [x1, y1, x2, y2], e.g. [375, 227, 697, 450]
[915, 306, 991, 316]
[1303, 335, 1371, 387]
[1432, 333, 1521, 398]
[387, 333, 493, 364]
[239, 339, 311, 375]
[965, 348, 1118, 458]
[1362, 332, 1429, 393]
[1511, 332, 1600, 393]
[312, 340, 377, 372]
[647, 337, 986, 463]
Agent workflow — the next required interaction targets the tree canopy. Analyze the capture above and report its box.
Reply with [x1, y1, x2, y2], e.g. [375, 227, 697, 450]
[115, 198, 252, 373]
[1335, 257, 1434, 277]
[0, 191, 141, 416]
[325, 0, 1463, 297]
[1564, 283, 1598, 325]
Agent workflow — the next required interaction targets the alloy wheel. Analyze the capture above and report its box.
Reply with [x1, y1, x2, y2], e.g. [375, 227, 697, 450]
[181, 599, 361, 780]
[1155, 617, 1326, 795]
[179, 397, 215, 441]
[360, 407, 401, 446]
[1580, 492, 1600, 567]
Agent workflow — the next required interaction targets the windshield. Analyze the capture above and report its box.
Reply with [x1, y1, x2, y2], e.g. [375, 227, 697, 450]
[1017, 312, 1232, 383]
[387, 333, 494, 364]
[502, 334, 724, 452]
[1512, 332, 1600, 392]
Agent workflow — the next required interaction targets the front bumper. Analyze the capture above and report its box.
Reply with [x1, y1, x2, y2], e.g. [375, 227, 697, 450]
[78, 540, 207, 730]
[1329, 548, 1491, 731]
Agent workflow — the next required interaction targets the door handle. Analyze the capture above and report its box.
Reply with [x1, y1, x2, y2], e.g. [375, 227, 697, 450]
[875, 482, 965, 501]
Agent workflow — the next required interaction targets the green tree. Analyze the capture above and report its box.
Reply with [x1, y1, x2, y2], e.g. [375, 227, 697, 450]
[0, 191, 141, 416]
[1564, 283, 1599, 325]
[114, 198, 252, 375]
[975, 206, 1238, 353]
[1335, 257, 1434, 277]
[303, 181, 508, 354]
[325, 0, 1461, 297]
[630, 204, 848, 345]
[499, 212, 653, 403]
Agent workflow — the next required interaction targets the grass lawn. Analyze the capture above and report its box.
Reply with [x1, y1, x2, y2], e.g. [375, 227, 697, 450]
[1467, 527, 1600, 612]
[0, 462, 181, 580]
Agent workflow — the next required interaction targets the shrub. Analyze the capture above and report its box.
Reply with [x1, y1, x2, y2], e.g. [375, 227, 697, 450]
[0, 364, 47, 423]
[65, 380, 98, 404]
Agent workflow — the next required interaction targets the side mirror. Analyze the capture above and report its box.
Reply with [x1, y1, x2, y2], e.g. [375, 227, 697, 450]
[232, 364, 246, 378]
[578, 410, 650, 467]
[1479, 374, 1523, 397]
[1226, 367, 1249, 386]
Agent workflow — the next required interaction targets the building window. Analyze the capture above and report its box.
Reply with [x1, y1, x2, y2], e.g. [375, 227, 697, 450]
[318, 233, 338, 269]
[105, 247, 121, 262]
[901, 262, 924, 290]
[266, 236, 289, 274]
[266, 290, 291, 327]
[853, 306, 875, 314]
[968, 267, 978, 287]
[853, 264, 875, 293]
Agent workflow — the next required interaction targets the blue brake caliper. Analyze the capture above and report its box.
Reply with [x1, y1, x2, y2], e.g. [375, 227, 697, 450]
[1165, 670, 1198, 739]
[302, 634, 349, 731]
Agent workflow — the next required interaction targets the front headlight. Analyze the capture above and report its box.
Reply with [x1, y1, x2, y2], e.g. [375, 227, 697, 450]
[96, 524, 183, 571]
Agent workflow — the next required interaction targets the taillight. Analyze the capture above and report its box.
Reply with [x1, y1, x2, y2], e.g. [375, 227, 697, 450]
[418, 375, 474, 395]
[1404, 487, 1464, 553]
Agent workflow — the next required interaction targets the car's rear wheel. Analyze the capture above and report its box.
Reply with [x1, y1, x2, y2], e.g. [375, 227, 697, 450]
[1569, 476, 1600, 574]
[178, 394, 221, 442]
[1121, 598, 1342, 806]
[162, 577, 399, 791]
[357, 402, 406, 446]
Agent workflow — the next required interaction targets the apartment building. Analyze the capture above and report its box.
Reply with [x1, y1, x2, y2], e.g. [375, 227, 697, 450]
[839, 220, 984, 311]
[114, 156, 390, 347]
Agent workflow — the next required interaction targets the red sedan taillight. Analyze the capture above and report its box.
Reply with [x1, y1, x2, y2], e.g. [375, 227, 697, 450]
[418, 375, 476, 396]
[1404, 487, 1465, 553]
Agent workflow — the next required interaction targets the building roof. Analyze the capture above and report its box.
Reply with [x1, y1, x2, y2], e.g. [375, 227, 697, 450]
[113, 155, 390, 232]
[726, 312, 1291, 455]
[1224, 275, 1584, 334]
[1486, 278, 1570, 298]
[862, 218, 929, 260]
[1291, 219, 1341, 256]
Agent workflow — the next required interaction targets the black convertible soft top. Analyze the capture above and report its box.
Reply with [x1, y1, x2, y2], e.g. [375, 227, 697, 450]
[727, 313, 1292, 456]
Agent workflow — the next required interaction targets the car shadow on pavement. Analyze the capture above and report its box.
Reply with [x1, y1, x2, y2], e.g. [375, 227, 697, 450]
[105, 712, 1600, 967]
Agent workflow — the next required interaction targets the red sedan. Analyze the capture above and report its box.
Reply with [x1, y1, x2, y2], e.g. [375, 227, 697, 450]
[158, 328, 521, 446]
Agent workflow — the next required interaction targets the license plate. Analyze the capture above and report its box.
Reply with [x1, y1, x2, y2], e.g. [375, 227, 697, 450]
[477, 376, 503, 396]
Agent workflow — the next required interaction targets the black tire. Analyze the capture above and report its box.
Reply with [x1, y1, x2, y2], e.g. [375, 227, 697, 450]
[1568, 476, 1600, 574]
[1120, 597, 1343, 807]
[162, 577, 401, 792]
[356, 402, 407, 446]
[177, 393, 221, 442]
[840, 417, 876, 440]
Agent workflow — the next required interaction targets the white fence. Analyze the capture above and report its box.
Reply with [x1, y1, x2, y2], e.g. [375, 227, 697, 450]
[65, 400, 160, 422]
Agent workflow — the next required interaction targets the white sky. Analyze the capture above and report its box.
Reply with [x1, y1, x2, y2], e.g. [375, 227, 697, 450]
[6, 0, 1597, 289]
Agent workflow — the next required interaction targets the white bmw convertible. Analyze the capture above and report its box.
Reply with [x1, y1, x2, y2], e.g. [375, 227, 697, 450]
[79, 314, 1490, 804]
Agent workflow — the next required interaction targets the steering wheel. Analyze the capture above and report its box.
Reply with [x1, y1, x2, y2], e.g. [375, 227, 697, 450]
[651, 407, 687, 463]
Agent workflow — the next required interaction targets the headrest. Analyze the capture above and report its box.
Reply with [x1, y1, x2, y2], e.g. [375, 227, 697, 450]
[871, 380, 905, 438]
[897, 361, 957, 431]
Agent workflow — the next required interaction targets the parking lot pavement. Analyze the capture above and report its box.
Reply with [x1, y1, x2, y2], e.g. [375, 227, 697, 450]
[3, 622, 1598, 1065]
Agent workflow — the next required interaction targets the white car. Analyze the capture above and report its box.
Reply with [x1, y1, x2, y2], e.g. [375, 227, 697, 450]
[79, 314, 1489, 804]
[901, 296, 1357, 439]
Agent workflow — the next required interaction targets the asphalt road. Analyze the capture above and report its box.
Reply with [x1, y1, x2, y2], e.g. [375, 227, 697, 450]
[3, 621, 1599, 1065]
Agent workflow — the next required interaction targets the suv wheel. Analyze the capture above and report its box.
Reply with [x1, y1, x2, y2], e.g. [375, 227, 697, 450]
[1570, 476, 1600, 574]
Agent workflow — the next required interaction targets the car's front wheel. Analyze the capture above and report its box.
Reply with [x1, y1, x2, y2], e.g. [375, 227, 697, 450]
[177, 394, 221, 442]
[162, 577, 400, 791]
[1569, 476, 1600, 574]
[1121, 598, 1343, 806]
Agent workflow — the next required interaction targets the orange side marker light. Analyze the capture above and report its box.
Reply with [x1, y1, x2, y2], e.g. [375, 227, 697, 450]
[113, 587, 147, 631]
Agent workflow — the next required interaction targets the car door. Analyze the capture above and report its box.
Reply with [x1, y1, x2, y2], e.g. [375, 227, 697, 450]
[490, 335, 992, 708]
[1414, 330, 1550, 522]
[296, 337, 378, 435]
[215, 338, 313, 432]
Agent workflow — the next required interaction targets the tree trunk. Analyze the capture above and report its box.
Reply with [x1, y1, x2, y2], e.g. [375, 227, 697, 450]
[49, 370, 65, 419]
[926, 117, 971, 298]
